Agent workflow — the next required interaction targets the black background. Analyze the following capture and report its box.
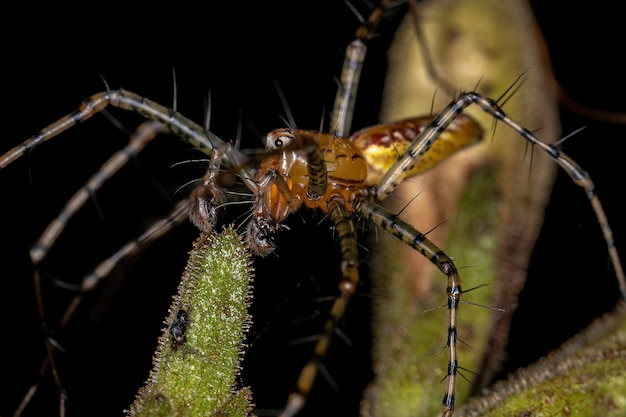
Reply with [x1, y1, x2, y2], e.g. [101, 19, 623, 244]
[2, 2, 624, 416]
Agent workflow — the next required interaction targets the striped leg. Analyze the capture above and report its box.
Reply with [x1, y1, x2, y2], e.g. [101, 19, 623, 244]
[21, 198, 191, 417]
[0, 90, 254, 191]
[359, 201, 462, 416]
[30, 121, 170, 265]
[376, 92, 625, 298]
[279, 199, 361, 417]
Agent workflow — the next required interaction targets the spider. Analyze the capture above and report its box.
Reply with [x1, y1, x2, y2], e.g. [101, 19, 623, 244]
[3, 1, 625, 417]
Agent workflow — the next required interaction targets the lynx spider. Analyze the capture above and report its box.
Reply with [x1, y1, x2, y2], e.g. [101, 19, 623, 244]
[3, 2, 625, 417]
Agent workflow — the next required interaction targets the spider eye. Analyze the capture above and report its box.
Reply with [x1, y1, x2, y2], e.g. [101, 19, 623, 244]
[266, 129, 294, 150]
[274, 134, 293, 148]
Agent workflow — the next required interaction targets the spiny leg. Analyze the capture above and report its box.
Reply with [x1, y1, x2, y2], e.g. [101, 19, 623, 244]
[332, 7, 471, 394]
[6, 94, 240, 414]
[30, 121, 170, 265]
[4, 87, 254, 389]
[58, 198, 191, 328]
[23, 198, 191, 416]
[0, 89, 256, 191]
[279, 199, 361, 417]
[370, 3, 624, 411]
[35, 200, 191, 411]
[331, 0, 401, 137]
[272, 4, 473, 413]
[403, 0, 626, 127]
[376, 92, 625, 298]
[359, 201, 462, 417]
[273, 8, 407, 404]
[22, 120, 168, 414]
[330, 6, 472, 412]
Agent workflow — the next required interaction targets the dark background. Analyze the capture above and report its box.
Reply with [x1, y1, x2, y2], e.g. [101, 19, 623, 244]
[2, 2, 624, 416]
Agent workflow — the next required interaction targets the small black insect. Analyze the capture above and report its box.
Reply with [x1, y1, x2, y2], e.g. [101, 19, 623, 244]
[169, 309, 189, 347]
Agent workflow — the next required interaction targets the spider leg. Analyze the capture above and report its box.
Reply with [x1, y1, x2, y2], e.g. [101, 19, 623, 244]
[279, 199, 361, 417]
[359, 200, 462, 417]
[0, 90, 255, 191]
[377, 93, 625, 297]
[24, 198, 191, 415]
[30, 121, 170, 265]
[15, 119, 179, 415]
[331, 0, 403, 137]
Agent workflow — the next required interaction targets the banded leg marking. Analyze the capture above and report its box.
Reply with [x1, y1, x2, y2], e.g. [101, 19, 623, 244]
[279, 199, 360, 417]
[377, 92, 625, 297]
[359, 200, 462, 416]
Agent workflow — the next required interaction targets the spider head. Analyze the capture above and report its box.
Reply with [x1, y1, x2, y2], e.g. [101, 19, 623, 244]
[245, 213, 279, 257]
